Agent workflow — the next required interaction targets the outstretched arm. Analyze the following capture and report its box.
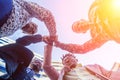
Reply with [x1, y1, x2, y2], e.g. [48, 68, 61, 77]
[16, 34, 42, 46]
[43, 44, 59, 80]
[15, 0, 56, 36]
[55, 34, 108, 54]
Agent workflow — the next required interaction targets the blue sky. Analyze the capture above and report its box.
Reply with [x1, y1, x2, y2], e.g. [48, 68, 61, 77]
[8, 0, 120, 70]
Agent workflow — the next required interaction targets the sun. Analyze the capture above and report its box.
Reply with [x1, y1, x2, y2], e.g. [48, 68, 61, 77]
[105, 0, 120, 18]
[112, 0, 120, 8]
[112, 0, 120, 12]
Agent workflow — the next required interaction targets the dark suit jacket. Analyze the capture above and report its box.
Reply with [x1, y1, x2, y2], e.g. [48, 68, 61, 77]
[0, 34, 42, 77]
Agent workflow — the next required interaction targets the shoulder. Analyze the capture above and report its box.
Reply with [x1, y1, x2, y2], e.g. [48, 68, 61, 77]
[0, 0, 13, 20]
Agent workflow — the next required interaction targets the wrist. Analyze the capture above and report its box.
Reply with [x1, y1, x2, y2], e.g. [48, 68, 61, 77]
[63, 66, 71, 73]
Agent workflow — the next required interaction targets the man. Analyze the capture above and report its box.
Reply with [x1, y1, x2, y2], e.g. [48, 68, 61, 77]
[0, 34, 42, 80]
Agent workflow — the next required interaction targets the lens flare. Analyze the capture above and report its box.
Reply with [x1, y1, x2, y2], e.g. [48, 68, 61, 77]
[112, 0, 120, 10]
[111, 0, 120, 15]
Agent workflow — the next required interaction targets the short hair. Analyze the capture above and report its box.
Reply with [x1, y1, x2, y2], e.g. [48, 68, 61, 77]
[61, 53, 78, 68]
[30, 57, 42, 73]
[22, 22, 38, 34]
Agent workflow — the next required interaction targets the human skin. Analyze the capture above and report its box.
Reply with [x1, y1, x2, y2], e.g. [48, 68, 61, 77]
[42, 36, 78, 80]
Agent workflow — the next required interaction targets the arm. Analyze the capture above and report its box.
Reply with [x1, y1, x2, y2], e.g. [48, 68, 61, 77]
[55, 34, 108, 54]
[16, 34, 42, 46]
[43, 44, 59, 80]
[15, 0, 56, 36]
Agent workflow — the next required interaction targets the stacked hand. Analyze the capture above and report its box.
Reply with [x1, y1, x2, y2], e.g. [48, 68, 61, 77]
[42, 35, 58, 45]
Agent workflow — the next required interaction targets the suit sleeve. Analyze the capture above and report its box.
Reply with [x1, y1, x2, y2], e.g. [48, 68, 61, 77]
[16, 34, 42, 46]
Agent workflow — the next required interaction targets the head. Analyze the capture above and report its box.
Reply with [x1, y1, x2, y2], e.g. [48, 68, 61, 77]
[22, 22, 38, 35]
[61, 53, 78, 69]
[72, 19, 90, 33]
[29, 57, 42, 73]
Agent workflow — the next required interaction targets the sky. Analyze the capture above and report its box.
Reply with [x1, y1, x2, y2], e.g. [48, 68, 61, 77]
[8, 0, 120, 70]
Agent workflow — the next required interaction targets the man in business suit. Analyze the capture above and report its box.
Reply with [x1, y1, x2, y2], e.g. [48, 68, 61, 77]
[0, 34, 42, 80]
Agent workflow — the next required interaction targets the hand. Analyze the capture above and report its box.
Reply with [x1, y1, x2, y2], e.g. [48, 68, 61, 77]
[43, 35, 57, 45]
[63, 66, 71, 74]
[62, 53, 78, 69]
